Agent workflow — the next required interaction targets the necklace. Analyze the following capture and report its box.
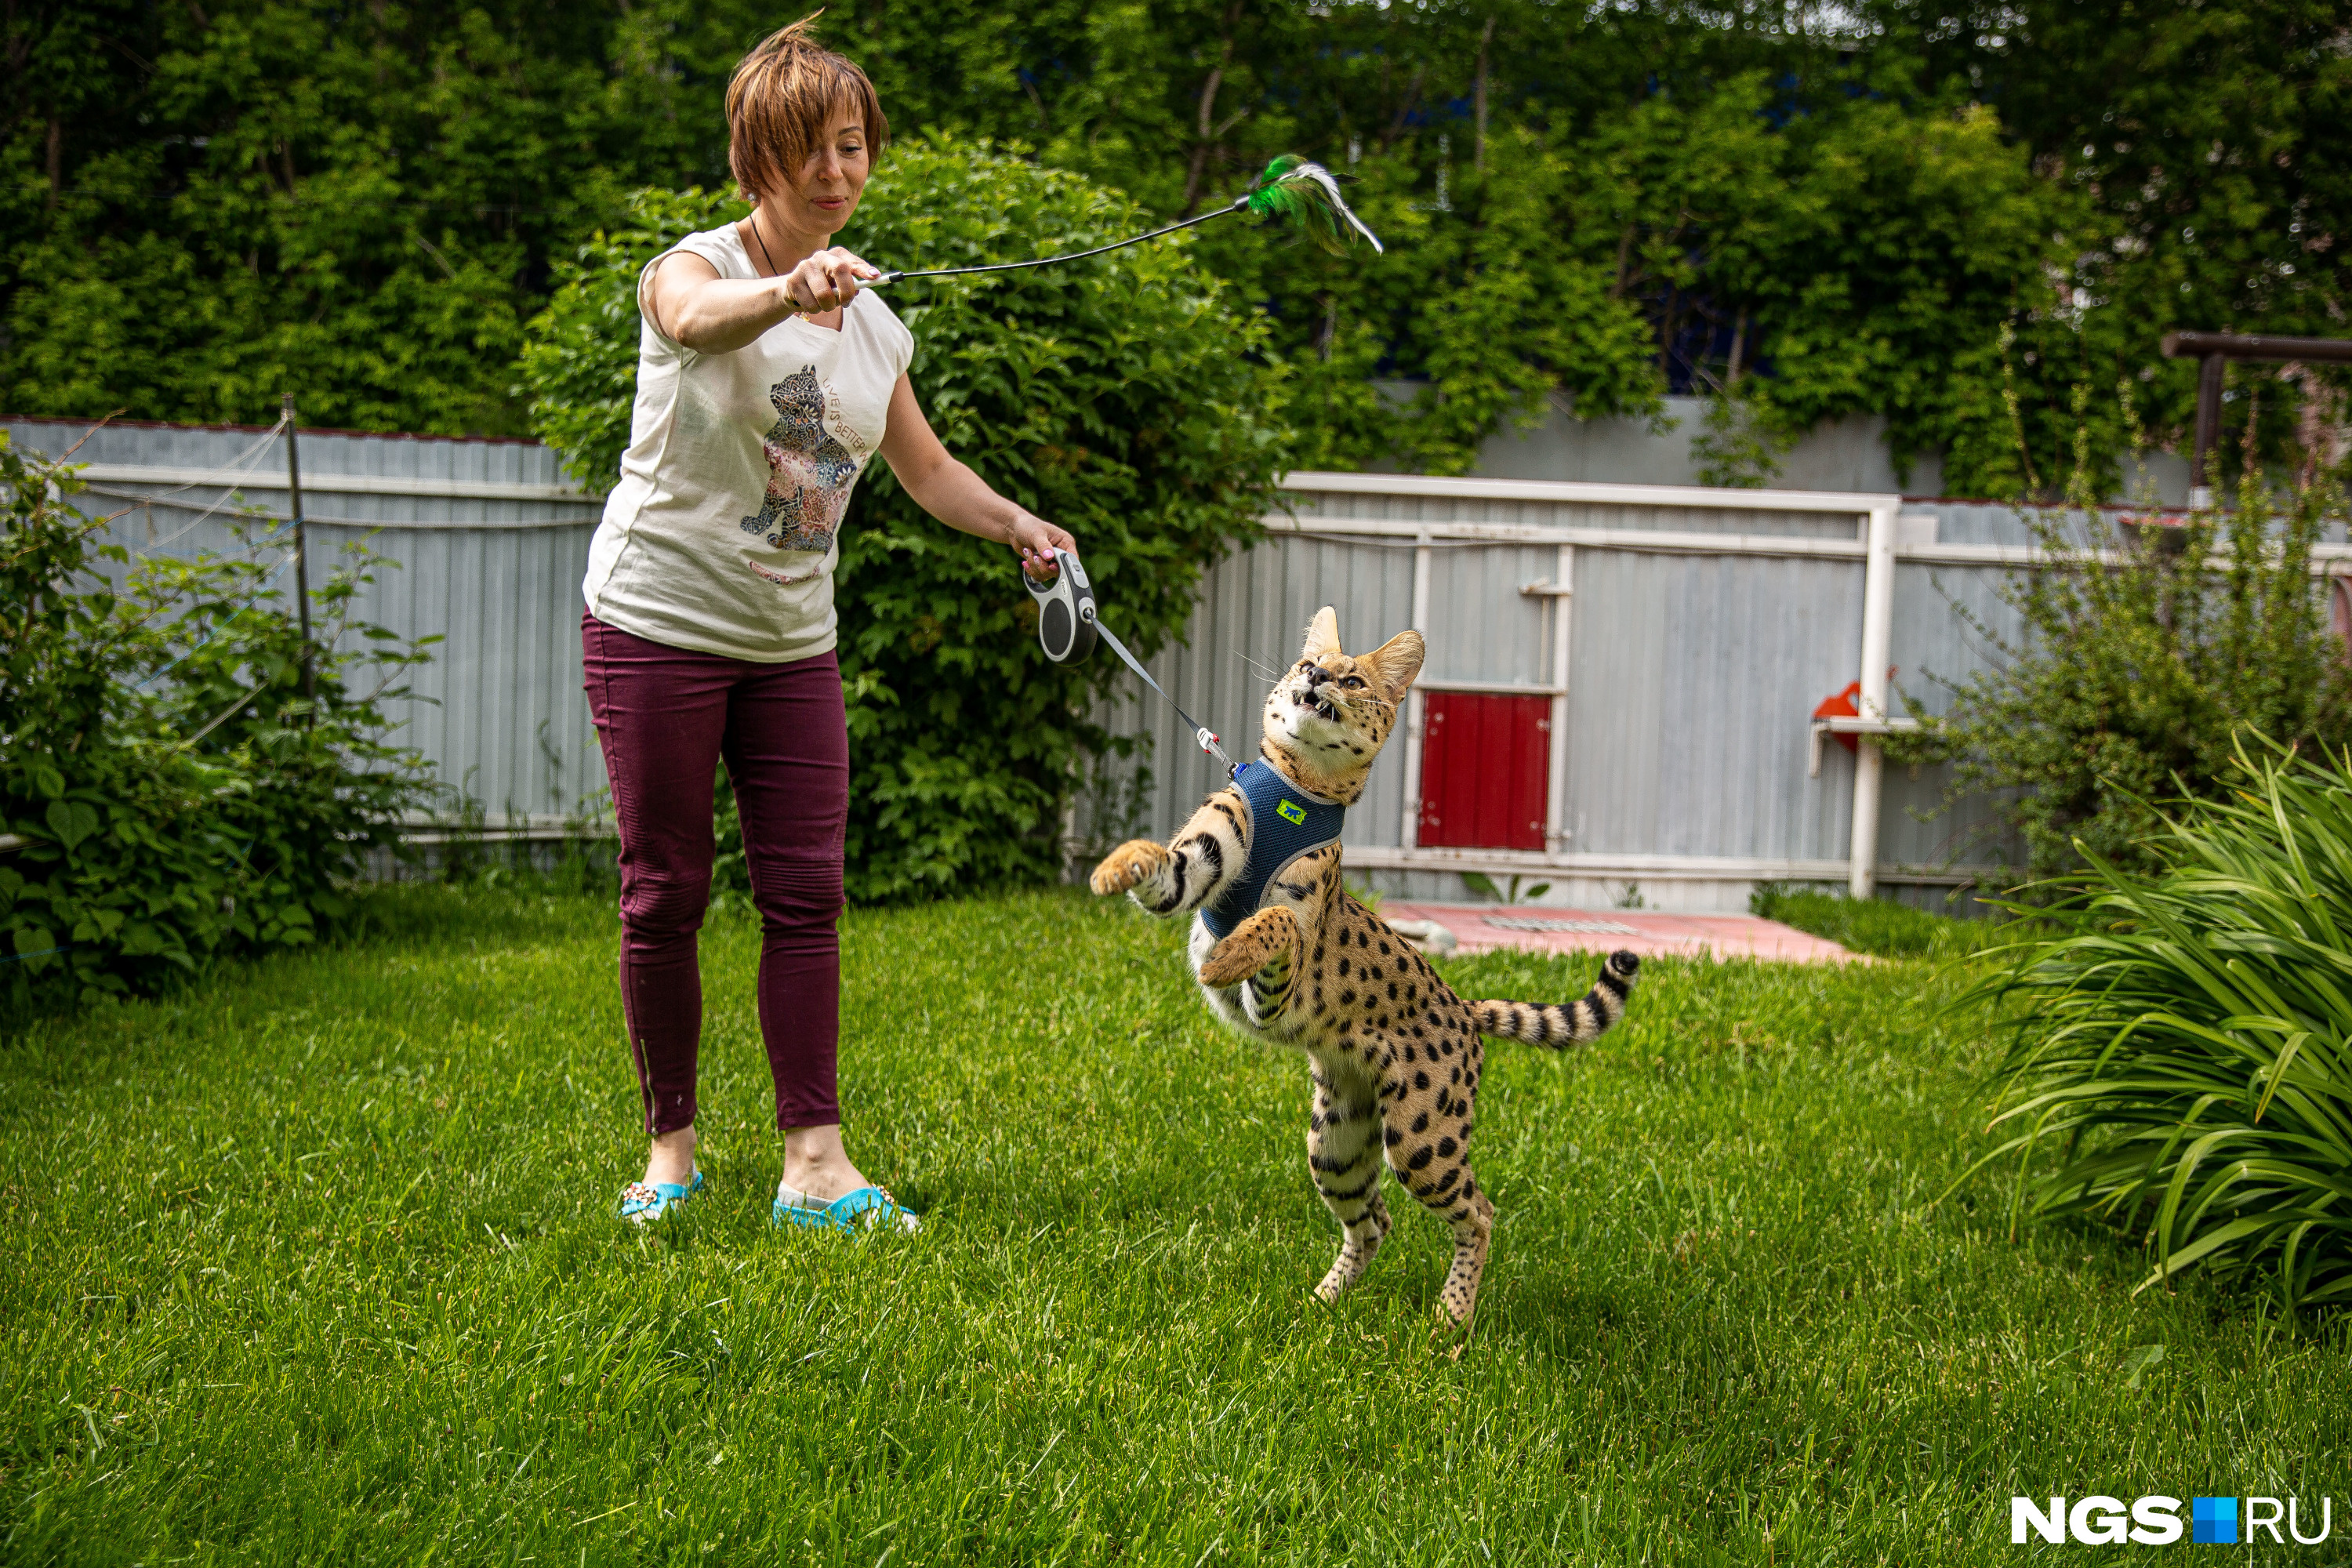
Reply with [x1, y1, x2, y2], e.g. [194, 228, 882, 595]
[749, 211, 819, 320]
[747, 211, 782, 278]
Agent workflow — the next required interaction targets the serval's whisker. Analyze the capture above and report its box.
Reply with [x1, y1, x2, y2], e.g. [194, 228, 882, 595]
[1233, 648, 1287, 682]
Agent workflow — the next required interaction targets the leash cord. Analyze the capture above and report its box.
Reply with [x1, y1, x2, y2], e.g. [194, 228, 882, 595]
[1083, 607, 1237, 777]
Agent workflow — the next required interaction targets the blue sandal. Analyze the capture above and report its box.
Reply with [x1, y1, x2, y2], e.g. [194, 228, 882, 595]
[771, 1183, 920, 1233]
[619, 1167, 705, 1225]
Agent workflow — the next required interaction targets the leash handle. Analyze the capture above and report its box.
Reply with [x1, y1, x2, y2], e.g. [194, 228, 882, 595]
[1024, 547, 1236, 777]
[1024, 548, 1098, 663]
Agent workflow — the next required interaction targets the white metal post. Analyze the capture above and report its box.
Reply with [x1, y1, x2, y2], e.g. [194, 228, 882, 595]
[1399, 534, 1434, 851]
[1544, 543, 1574, 850]
[1848, 503, 1899, 898]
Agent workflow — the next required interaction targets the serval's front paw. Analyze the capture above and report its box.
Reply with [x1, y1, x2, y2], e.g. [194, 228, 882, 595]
[1090, 840, 1171, 898]
[1198, 938, 1262, 989]
[1314, 1236, 1384, 1303]
[1198, 905, 1299, 988]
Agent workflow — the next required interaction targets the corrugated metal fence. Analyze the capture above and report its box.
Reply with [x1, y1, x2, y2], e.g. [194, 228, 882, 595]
[20, 415, 2310, 912]
[1073, 475, 2049, 913]
[9, 416, 608, 837]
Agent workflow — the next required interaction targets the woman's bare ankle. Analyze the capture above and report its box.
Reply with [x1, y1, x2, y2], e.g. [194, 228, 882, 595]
[780, 1152, 870, 1203]
[779, 1123, 869, 1203]
[643, 1124, 698, 1188]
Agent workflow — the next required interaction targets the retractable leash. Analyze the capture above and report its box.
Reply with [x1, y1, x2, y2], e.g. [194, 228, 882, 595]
[1025, 549, 1236, 777]
[1025, 550, 1348, 944]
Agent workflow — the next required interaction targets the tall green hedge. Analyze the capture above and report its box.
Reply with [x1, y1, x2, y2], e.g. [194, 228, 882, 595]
[21, 3, 2347, 498]
[520, 137, 1291, 901]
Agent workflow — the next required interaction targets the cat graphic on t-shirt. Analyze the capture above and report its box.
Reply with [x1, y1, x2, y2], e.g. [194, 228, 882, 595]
[739, 365, 859, 554]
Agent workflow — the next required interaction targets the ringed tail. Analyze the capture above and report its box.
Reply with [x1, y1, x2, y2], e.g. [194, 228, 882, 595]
[1472, 950, 1640, 1048]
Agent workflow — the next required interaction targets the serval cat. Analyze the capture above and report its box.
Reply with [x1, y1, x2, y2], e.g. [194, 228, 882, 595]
[1089, 607, 1639, 1327]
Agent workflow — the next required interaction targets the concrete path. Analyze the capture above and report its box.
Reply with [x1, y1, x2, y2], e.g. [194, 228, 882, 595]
[1381, 902, 1862, 965]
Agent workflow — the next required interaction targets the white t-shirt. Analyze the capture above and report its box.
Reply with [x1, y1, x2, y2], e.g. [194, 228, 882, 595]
[582, 223, 916, 662]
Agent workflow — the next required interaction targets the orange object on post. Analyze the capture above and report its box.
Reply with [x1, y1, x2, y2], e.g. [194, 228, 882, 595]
[1813, 681, 1863, 754]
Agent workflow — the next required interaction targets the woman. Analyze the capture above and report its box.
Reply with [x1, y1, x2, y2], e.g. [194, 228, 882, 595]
[583, 17, 1075, 1229]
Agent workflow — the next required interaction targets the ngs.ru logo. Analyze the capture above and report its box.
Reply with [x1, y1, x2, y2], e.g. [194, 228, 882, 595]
[2013, 1495, 2336, 1546]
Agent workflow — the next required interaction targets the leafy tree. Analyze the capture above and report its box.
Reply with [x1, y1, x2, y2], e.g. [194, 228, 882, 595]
[8, 0, 2346, 492]
[520, 140, 1289, 899]
[0, 0, 700, 432]
[1868, 0, 2352, 491]
[1729, 95, 2087, 492]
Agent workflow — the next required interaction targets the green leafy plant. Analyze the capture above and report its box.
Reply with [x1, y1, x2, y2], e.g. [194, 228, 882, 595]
[1893, 444, 2352, 883]
[1461, 872, 1551, 906]
[521, 138, 1290, 901]
[1692, 385, 1791, 489]
[1958, 739, 2352, 1309]
[0, 434, 434, 1013]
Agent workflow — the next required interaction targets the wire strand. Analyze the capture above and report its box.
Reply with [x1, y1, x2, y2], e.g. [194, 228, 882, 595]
[111, 417, 289, 504]
[82, 417, 292, 555]
[78, 490, 594, 532]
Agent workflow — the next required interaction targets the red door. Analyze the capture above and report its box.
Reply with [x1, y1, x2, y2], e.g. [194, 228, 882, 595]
[1417, 693, 1550, 850]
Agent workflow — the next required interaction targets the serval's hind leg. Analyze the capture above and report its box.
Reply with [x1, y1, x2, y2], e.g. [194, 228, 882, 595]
[1306, 1062, 1390, 1302]
[1385, 1074, 1494, 1327]
[1436, 1186, 1496, 1328]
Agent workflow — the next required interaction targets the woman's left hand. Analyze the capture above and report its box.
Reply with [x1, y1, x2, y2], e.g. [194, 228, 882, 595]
[1011, 514, 1079, 581]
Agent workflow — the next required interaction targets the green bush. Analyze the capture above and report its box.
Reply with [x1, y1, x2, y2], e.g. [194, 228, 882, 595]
[1962, 739, 2352, 1309]
[521, 136, 1291, 901]
[0, 436, 434, 1014]
[1895, 467, 2352, 884]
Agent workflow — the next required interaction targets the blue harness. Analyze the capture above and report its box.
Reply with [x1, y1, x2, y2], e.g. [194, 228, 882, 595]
[1200, 760, 1348, 938]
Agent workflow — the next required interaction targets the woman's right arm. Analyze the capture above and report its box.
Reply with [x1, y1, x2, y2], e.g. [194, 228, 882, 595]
[643, 247, 879, 356]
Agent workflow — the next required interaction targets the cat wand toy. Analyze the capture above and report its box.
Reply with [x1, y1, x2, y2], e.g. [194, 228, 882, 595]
[863, 154, 1383, 292]
[890, 157, 1379, 775]
[873, 158, 1383, 776]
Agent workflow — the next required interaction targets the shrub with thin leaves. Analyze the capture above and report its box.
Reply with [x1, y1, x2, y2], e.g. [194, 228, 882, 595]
[1895, 459, 2352, 884]
[1964, 739, 2352, 1309]
[0, 435, 434, 1014]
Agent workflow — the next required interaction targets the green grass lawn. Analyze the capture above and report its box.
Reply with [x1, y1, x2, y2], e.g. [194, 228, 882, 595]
[4, 886, 2348, 1565]
[1748, 885, 2003, 962]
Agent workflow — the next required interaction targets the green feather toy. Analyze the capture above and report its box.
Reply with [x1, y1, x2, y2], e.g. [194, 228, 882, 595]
[1236, 154, 1385, 256]
[866, 156, 1382, 291]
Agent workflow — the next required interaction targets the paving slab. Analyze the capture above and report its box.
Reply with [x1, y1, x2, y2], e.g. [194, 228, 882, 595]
[1381, 902, 1862, 965]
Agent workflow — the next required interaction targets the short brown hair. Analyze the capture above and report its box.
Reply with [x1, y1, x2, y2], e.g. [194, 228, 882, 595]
[726, 14, 890, 201]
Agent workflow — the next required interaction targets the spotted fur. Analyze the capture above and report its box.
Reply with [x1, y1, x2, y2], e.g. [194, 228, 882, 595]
[1090, 606, 1640, 1328]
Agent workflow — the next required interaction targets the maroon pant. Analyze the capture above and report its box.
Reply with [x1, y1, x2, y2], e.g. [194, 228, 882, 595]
[583, 612, 848, 1134]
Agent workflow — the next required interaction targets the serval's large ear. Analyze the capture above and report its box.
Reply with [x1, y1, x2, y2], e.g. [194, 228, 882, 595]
[1360, 628, 1425, 702]
[1300, 606, 1341, 664]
